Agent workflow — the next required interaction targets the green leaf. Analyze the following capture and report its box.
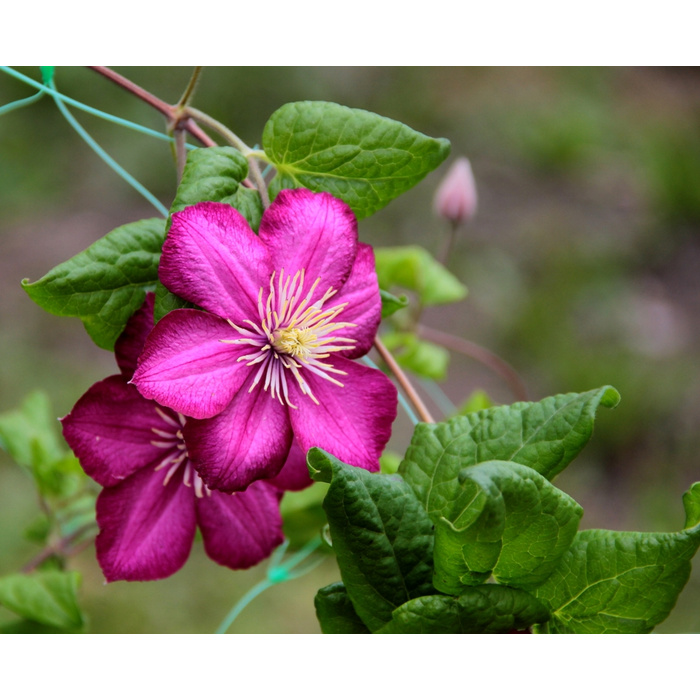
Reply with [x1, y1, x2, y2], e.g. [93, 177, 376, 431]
[170, 146, 261, 229]
[0, 391, 83, 498]
[683, 482, 700, 529]
[374, 246, 467, 306]
[308, 448, 436, 632]
[22, 218, 166, 350]
[0, 571, 83, 630]
[0, 619, 68, 634]
[433, 461, 583, 594]
[0, 391, 63, 472]
[400, 386, 620, 520]
[280, 482, 329, 549]
[381, 331, 450, 380]
[379, 289, 409, 319]
[263, 101, 450, 220]
[457, 390, 494, 415]
[533, 518, 700, 634]
[315, 582, 371, 634]
[154, 147, 261, 322]
[376, 585, 550, 634]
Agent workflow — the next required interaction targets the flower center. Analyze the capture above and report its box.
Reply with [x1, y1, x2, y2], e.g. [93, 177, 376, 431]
[222, 269, 357, 408]
[150, 408, 210, 498]
[272, 326, 317, 359]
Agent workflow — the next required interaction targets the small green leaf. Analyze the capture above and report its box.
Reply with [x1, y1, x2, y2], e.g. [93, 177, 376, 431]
[169, 146, 261, 230]
[308, 448, 436, 632]
[280, 482, 329, 549]
[400, 386, 620, 520]
[0, 571, 83, 630]
[376, 585, 550, 634]
[533, 520, 700, 634]
[433, 461, 583, 593]
[457, 390, 494, 415]
[263, 101, 450, 220]
[154, 147, 261, 322]
[315, 582, 371, 634]
[683, 482, 700, 529]
[0, 391, 63, 472]
[22, 218, 166, 350]
[381, 331, 450, 380]
[379, 289, 409, 319]
[374, 245, 467, 306]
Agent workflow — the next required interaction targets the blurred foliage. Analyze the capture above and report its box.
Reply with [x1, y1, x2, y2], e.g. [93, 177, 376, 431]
[1, 67, 699, 632]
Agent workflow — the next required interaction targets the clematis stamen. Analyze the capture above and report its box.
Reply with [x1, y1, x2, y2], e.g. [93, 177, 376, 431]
[150, 408, 210, 497]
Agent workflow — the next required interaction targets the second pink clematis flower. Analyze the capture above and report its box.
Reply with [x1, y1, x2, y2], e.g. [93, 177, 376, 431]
[133, 189, 398, 492]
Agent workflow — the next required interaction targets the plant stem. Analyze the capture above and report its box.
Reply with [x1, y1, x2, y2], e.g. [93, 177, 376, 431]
[374, 337, 435, 423]
[87, 66, 217, 148]
[416, 324, 528, 402]
[177, 67, 203, 109]
[22, 523, 97, 573]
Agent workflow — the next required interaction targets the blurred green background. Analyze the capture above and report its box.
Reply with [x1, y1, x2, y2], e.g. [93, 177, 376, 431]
[1, 67, 699, 633]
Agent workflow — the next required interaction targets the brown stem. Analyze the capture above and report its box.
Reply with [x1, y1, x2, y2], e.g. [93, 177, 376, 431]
[87, 67, 218, 148]
[417, 325, 528, 402]
[374, 337, 435, 423]
[22, 523, 97, 574]
[174, 129, 187, 183]
[88, 66, 172, 118]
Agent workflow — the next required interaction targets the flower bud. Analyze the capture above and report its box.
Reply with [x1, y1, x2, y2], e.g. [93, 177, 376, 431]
[433, 157, 478, 224]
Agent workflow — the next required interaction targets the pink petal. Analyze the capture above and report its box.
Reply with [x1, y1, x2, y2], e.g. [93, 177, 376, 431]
[160, 202, 271, 320]
[196, 481, 284, 569]
[259, 189, 357, 292]
[96, 466, 197, 582]
[265, 439, 313, 491]
[132, 309, 253, 419]
[114, 292, 155, 380]
[184, 381, 293, 492]
[287, 357, 397, 472]
[333, 243, 382, 359]
[61, 376, 170, 488]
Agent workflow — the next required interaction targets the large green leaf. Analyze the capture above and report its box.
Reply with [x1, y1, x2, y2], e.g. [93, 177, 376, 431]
[376, 585, 550, 634]
[0, 571, 84, 630]
[400, 386, 620, 520]
[433, 461, 583, 593]
[314, 582, 371, 634]
[154, 147, 261, 322]
[22, 218, 166, 350]
[533, 497, 700, 634]
[308, 448, 436, 632]
[263, 101, 450, 220]
[374, 245, 467, 306]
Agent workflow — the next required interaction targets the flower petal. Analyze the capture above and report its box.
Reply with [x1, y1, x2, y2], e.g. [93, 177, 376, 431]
[115, 292, 155, 380]
[185, 381, 293, 492]
[160, 202, 271, 320]
[333, 243, 382, 358]
[96, 466, 196, 582]
[265, 439, 312, 491]
[132, 309, 253, 419]
[61, 376, 171, 488]
[196, 481, 284, 570]
[259, 189, 357, 291]
[288, 357, 397, 472]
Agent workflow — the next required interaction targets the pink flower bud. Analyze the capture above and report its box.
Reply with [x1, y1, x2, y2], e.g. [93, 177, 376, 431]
[433, 157, 478, 224]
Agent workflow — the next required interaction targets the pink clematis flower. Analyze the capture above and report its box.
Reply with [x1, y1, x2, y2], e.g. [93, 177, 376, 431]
[61, 294, 285, 582]
[132, 189, 398, 493]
